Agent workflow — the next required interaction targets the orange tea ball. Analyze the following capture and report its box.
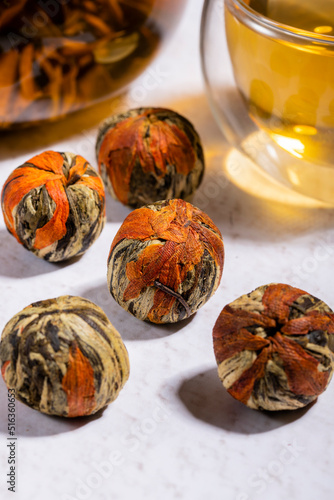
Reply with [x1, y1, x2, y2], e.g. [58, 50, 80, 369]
[213, 283, 334, 411]
[107, 199, 224, 324]
[1, 151, 106, 262]
[96, 107, 205, 208]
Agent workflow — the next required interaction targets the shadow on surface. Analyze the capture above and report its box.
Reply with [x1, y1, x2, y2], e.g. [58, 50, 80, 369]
[178, 367, 313, 435]
[105, 194, 131, 225]
[0, 379, 106, 437]
[0, 228, 82, 278]
[82, 282, 195, 341]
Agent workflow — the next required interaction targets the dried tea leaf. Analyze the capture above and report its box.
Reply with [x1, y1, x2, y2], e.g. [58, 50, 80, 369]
[94, 32, 139, 64]
[119, 0, 153, 17]
[106, 0, 124, 23]
[19, 44, 42, 100]
[83, 12, 113, 36]
[83, 1, 99, 14]
[43, 37, 97, 58]
[62, 65, 79, 115]
[0, 0, 28, 30]
[77, 64, 114, 102]
[48, 64, 62, 117]
[62, 10, 87, 36]
[0, 49, 20, 123]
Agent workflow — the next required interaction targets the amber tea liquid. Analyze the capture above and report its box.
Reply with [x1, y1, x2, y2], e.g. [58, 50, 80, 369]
[226, 0, 334, 199]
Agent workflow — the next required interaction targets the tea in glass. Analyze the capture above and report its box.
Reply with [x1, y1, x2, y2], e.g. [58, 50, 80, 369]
[225, 0, 334, 199]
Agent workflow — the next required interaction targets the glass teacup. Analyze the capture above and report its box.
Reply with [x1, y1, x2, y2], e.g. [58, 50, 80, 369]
[201, 0, 334, 204]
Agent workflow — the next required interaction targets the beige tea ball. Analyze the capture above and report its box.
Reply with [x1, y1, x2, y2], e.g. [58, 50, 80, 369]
[0, 296, 130, 417]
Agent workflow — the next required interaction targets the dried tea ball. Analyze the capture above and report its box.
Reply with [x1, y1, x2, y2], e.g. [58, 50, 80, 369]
[108, 199, 224, 324]
[96, 107, 205, 208]
[1, 151, 106, 262]
[213, 283, 334, 411]
[0, 296, 130, 417]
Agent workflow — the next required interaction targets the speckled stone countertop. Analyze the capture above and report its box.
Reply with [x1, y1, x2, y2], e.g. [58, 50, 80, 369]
[1, 1, 334, 499]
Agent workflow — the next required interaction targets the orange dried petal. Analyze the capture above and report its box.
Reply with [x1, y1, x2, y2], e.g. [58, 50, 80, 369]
[34, 178, 69, 250]
[272, 333, 330, 396]
[213, 306, 273, 363]
[281, 312, 334, 336]
[62, 342, 96, 417]
[228, 347, 271, 404]
[262, 283, 306, 323]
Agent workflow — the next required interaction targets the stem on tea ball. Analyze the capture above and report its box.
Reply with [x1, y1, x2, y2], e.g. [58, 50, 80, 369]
[154, 280, 192, 317]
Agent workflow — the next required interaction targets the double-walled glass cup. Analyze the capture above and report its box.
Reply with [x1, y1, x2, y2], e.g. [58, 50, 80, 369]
[201, 0, 334, 204]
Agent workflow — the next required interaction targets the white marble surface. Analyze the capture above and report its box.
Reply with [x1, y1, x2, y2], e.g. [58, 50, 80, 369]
[1, 1, 334, 499]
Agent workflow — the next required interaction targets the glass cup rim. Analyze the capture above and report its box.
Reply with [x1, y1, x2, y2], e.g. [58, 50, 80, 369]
[226, 0, 334, 45]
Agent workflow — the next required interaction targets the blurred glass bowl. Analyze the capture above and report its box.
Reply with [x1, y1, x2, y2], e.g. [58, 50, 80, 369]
[0, 0, 187, 130]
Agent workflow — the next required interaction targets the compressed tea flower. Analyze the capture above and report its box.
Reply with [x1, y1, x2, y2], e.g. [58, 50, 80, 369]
[96, 107, 205, 208]
[108, 199, 224, 324]
[1, 151, 105, 262]
[213, 283, 334, 411]
[0, 296, 130, 417]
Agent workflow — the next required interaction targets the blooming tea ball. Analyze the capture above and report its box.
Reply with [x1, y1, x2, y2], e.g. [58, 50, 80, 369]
[0, 296, 130, 417]
[213, 283, 334, 411]
[108, 199, 224, 324]
[1, 151, 106, 262]
[96, 107, 205, 208]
